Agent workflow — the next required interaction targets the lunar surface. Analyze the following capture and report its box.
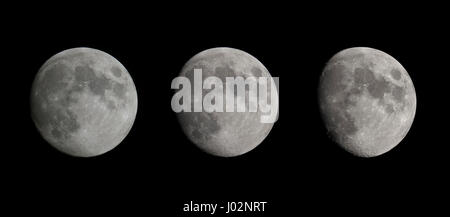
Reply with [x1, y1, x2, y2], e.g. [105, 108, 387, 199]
[318, 47, 416, 157]
[31, 48, 138, 157]
[177, 47, 278, 157]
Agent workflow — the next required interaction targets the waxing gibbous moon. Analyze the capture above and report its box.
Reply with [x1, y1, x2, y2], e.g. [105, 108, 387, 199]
[31, 48, 138, 157]
[177, 47, 278, 157]
[318, 47, 416, 157]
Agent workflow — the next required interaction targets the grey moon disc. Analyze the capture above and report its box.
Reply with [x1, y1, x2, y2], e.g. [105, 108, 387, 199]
[31, 47, 138, 157]
[318, 47, 416, 157]
[177, 47, 278, 157]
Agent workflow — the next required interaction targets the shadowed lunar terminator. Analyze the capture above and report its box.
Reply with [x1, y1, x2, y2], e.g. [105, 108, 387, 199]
[31, 48, 138, 157]
[318, 47, 416, 157]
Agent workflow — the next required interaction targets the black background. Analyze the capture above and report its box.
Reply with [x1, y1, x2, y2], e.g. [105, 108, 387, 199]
[2, 2, 449, 216]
